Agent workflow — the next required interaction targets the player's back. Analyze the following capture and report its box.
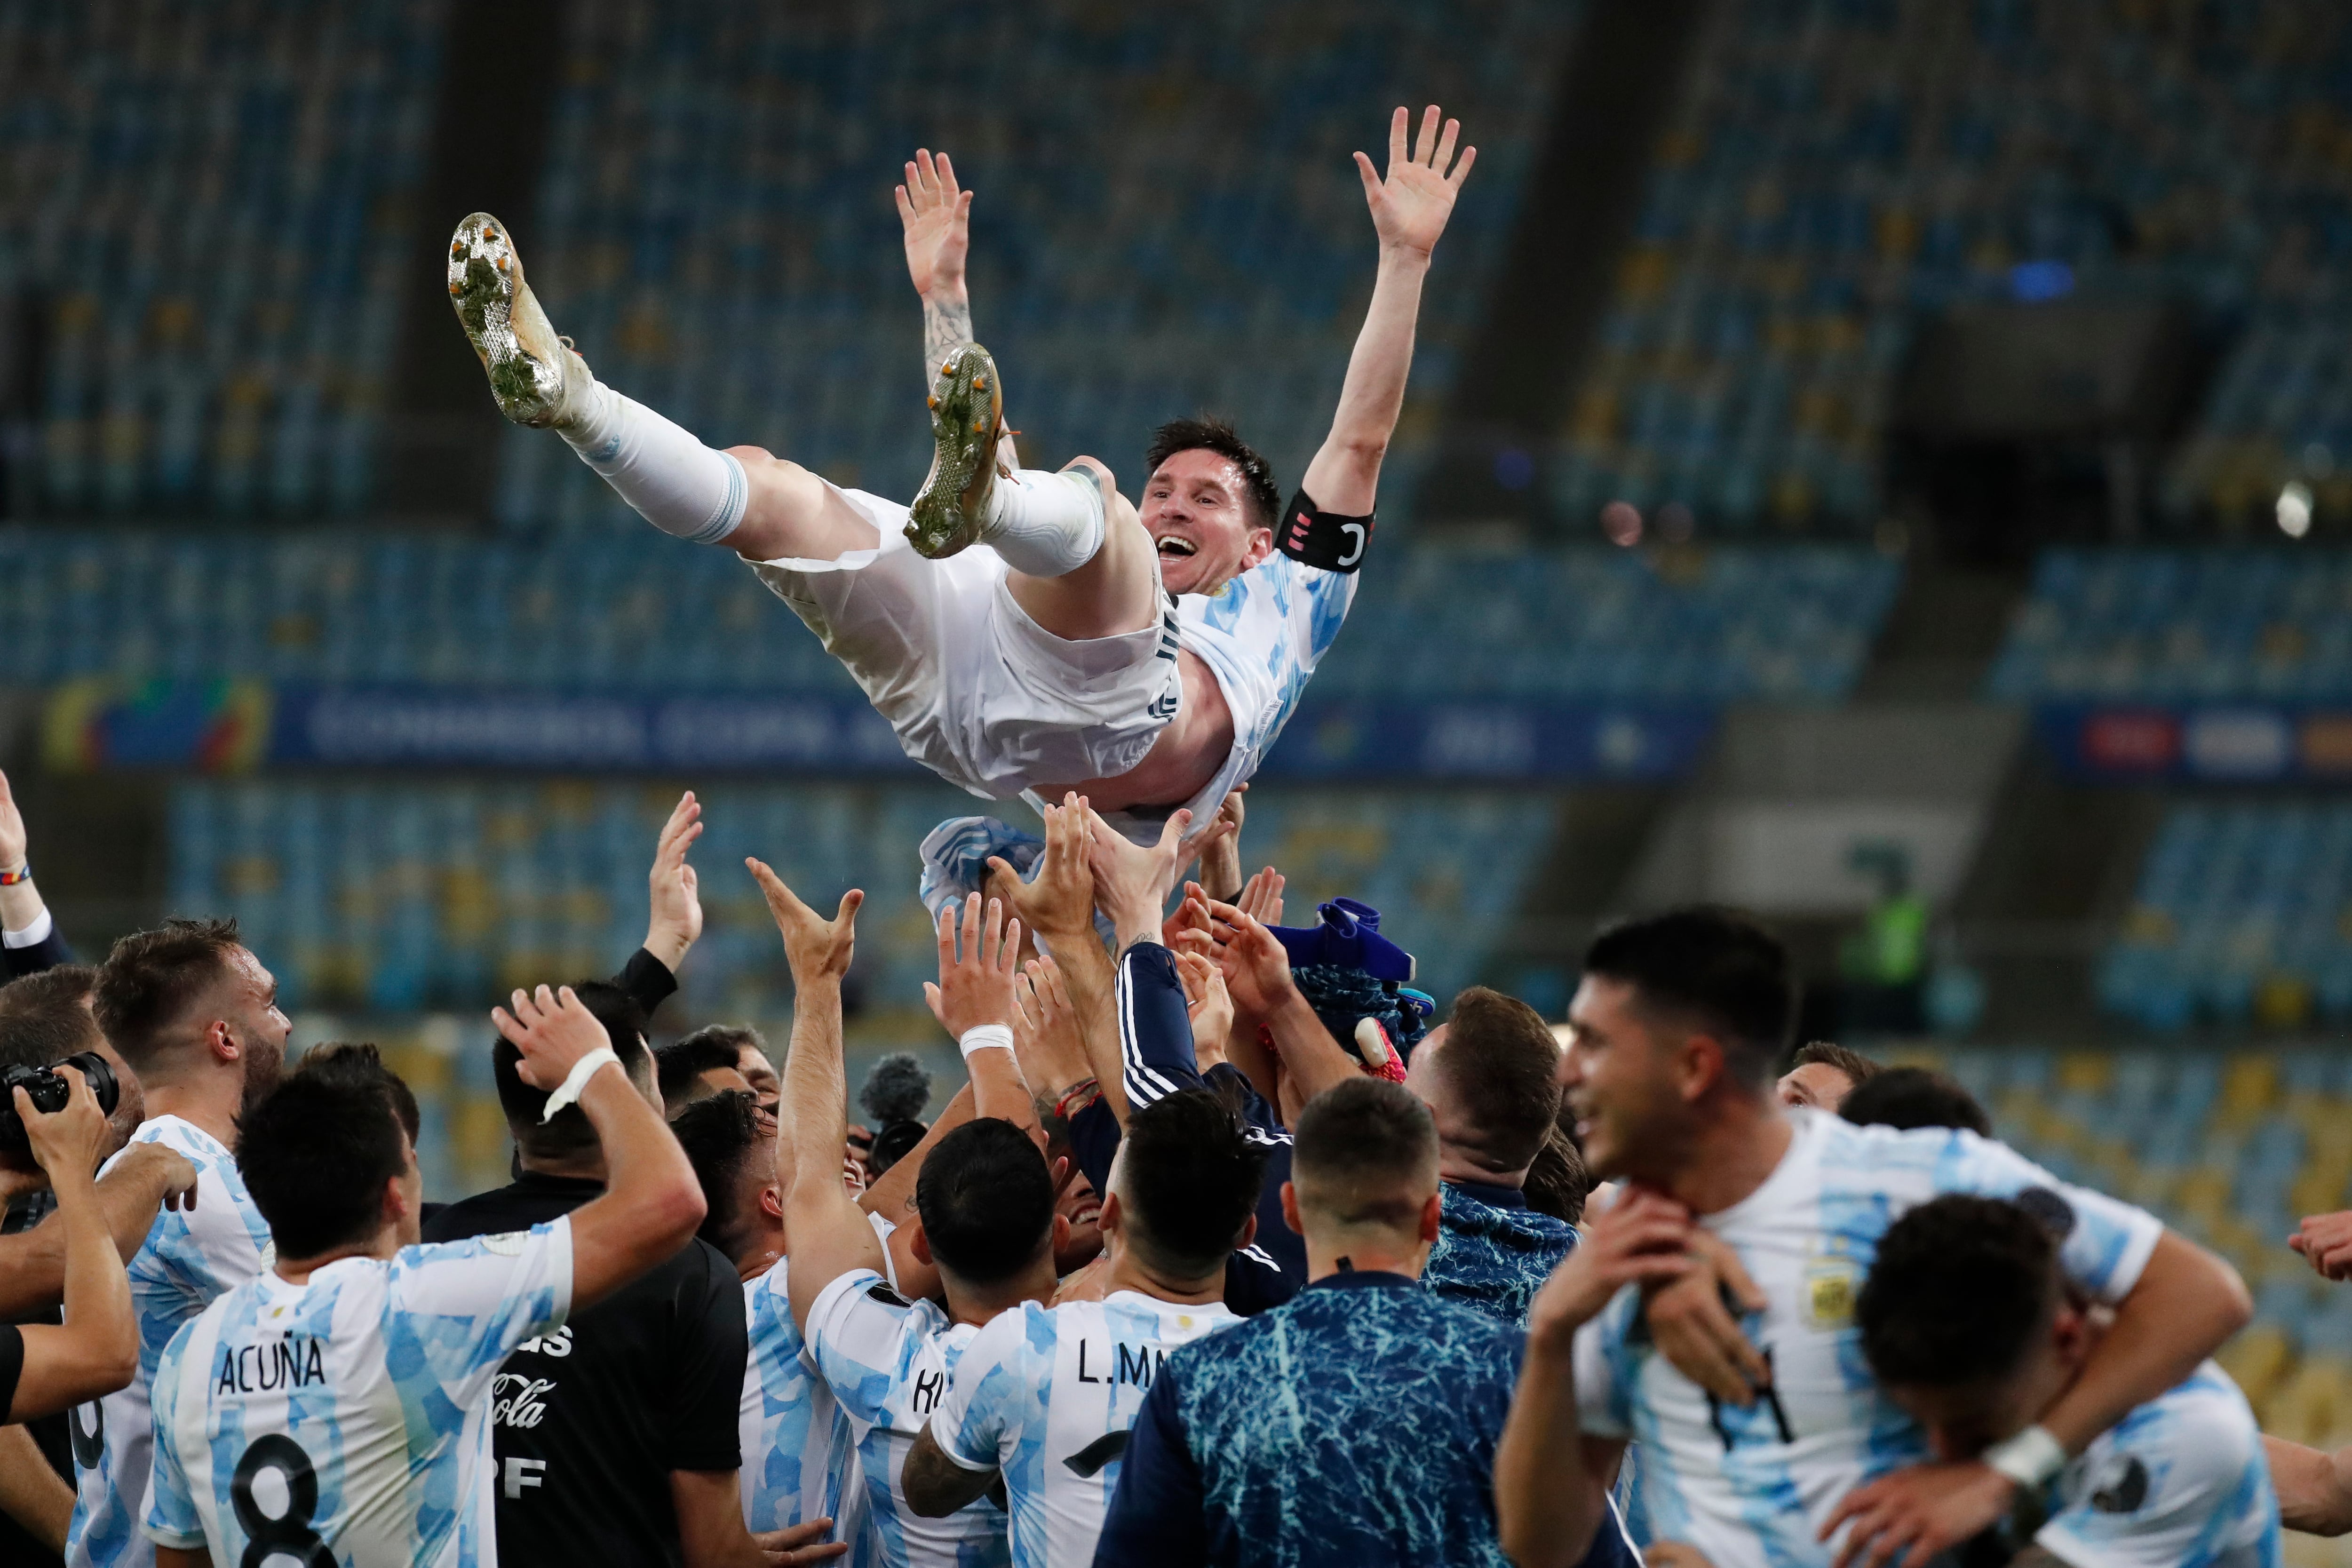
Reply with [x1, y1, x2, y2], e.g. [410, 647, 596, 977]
[67, 1115, 272, 1568]
[805, 1269, 1009, 1568]
[742, 1259, 864, 1549]
[143, 1225, 571, 1568]
[936, 1290, 1240, 1568]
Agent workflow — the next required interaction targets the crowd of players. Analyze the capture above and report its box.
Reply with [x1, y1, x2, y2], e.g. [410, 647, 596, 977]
[1, 761, 2351, 1568]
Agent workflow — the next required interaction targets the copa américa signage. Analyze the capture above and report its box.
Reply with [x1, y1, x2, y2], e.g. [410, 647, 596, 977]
[2035, 703, 2352, 782]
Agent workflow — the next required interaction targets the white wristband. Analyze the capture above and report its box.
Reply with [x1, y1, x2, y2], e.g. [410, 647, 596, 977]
[958, 1025, 1015, 1060]
[540, 1047, 620, 1122]
[1982, 1424, 2066, 1490]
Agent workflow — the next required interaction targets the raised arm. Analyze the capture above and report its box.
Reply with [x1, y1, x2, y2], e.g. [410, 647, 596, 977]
[922, 894, 1040, 1146]
[1298, 105, 1475, 517]
[992, 795, 1125, 1121]
[493, 986, 707, 1313]
[0, 766, 69, 974]
[641, 790, 705, 975]
[7, 1067, 139, 1419]
[1206, 901, 1359, 1110]
[0, 1142, 199, 1320]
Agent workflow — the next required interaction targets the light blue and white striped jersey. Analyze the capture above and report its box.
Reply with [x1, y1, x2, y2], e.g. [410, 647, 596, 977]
[742, 1258, 866, 1558]
[67, 1115, 274, 1568]
[805, 1268, 1009, 1568]
[143, 1219, 572, 1568]
[930, 1290, 1240, 1568]
[1573, 1111, 2168, 1568]
[2036, 1361, 2279, 1568]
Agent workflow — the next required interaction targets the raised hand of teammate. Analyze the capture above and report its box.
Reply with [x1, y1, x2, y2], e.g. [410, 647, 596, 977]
[1201, 899, 1297, 1022]
[643, 790, 704, 972]
[896, 147, 971, 302]
[747, 860, 862, 988]
[1235, 864, 1286, 926]
[1640, 1224, 1772, 1407]
[1083, 806, 1197, 953]
[1174, 950, 1233, 1066]
[986, 792, 1097, 943]
[1012, 957, 1091, 1109]
[1198, 787, 1249, 901]
[925, 894, 1022, 1038]
[1356, 104, 1476, 261]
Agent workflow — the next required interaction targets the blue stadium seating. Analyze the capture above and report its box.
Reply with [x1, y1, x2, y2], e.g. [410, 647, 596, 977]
[0, 0, 447, 518]
[1989, 547, 2352, 703]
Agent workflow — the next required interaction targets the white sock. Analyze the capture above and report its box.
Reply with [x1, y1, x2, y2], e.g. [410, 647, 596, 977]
[557, 380, 746, 545]
[982, 468, 1104, 578]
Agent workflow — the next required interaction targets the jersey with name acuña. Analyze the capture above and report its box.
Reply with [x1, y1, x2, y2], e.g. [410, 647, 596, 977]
[143, 1220, 572, 1568]
[1573, 1111, 2166, 1568]
[931, 1290, 1240, 1568]
[68, 1115, 275, 1568]
[806, 1268, 1009, 1568]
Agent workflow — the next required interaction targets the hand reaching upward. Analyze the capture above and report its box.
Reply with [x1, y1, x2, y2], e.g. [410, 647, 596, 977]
[897, 148, 971, 302]
[1356, 105, 1475, 262]
[748, 860, 862, 989]
[643, 791, 704, 971]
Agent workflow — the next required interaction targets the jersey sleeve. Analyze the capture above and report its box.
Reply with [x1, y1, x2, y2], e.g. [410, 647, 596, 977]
[1930, 1131, 2165, 1304]
[930, 1305, 1035, 1472]
[1117, 941, 1205, 1110]
[141, 1330, 207, 1550]
[2037, 1373, 2272, 1568]
[156, 1144, 271, 1301]
[660, 1243, 749, 1474]
[1090, 1364, 1208, 1568]
[805, 1268, 913, 1426]
[385, 1216, 575, 1408]
[1571, 1296, 1640, 1441]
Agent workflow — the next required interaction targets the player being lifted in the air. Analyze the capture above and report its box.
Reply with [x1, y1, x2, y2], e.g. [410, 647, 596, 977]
[447, 107, 1473, 836]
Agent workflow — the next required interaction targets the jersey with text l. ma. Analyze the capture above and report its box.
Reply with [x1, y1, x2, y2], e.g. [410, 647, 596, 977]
[1573, 1111, 2167, 1568]
[932, 1291, 1240, 1568]
[805, 1268, 1009, 1568]
[67, 1115, 274, 1568]
[143, 1219, 572, 1568]
[743, 1258, 867, 1559]
[2034, 1360, 2280, 1568]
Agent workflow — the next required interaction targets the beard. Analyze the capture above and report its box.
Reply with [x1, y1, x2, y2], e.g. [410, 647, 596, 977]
[238, 1039, 289, 1118]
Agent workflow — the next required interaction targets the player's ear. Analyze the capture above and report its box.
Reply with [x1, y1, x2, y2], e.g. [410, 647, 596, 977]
[1419, 1192, 1442, 1246]
[909, 1219, 935, 1267]
[759, 1181, 783, 1224]
[1050, 1212, 1071, 1254]
[1279, 1181, 1304, 1237]
[1233, 1210, 1258, 1251]
[1239, 524, 1275, 572]
[1096, 1190, 1123, 1238]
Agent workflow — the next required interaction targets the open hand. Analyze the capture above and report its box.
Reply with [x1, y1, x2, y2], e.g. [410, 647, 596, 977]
[925, 894, 1021, 1039]
[1823, 1461, 2019, 1568]
[1013, 957, 1091, 1101]
[1204, 899, 1298, 1022]
[16, 1065, 111, 1182]
[491, 985, 616, 1091]
[897, 148, 971, 301]
[1176, 950, 1234, 1059]
[747, 860, 861, 987]
[1357, 105, 1476, 260]
[1235, 865, 1286, 927]
[1084, 807, 1195, 946]
[990, 794, 1097, 944]
[644, 791, 705, 969]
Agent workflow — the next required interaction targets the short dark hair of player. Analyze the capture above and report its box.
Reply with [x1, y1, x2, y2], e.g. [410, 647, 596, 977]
[237, 1072, 409, 1260]
[1581, 907, 1796, 1090]
[94, 918, 246, 1071]
[655, 1032, 743, 1113]
[680, 1023, 764, 1067]
[1118, 1089, 1268, 1278]
[491, 981, 653, 1158]
[0, 964, 103, 1070]
[1523, 1118, 1592, 1226]
[1858, 1194, 2058, 1390]
[1839, 1066, 1991, 1137]
[914, 1117, 1055, 1286]
[1145, 416, 1281, 530]
[1790, 1039, 1879, 1088]
[1430, 987, 1563, 1174]
[295, 1042, 421, 1146]
[670, 1090, 768, 1253]
[1291, 1078, 1438, 1230]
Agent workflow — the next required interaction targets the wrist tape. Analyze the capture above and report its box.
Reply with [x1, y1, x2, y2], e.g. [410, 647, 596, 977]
[958, 1024, 1015, 1060]
[1983, 1424, 2066, 1490]
[540, 1046, 620, 1122]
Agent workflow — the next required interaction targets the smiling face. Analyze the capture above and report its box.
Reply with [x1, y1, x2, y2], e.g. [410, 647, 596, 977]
[1141, 447, 1274, 597]
[1559, 975, 1692, 1182]
[1055, 1166, 1105, 1273]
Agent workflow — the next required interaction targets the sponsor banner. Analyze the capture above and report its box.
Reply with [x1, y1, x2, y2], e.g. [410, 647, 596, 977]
[2036, 703, 2352, 783]
[47, 682, 1722, 783]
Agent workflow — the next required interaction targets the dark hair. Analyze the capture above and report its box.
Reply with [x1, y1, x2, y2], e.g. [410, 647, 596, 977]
[491, 981, 653, 1156]
[1144, 416, 1280, 530]
[1523, 1118, 1592, 1226]
[656, 1033, 744, 1112]
[1430, 987, 1563, 1174]
[94, 918, 246, 1070]
[1791, 1040, 1879, 1088]
[680, 1024, 766, 1071]
[237, 1073, 408, 1259]
[671, 1090, 769, 1253]
[1291, 1078, 1438, 1230]
[0, 965, 103, 1071]
[295, 1043, 421, 1145]
[1859, 1194, 2058, 1389]
[914, 1118, 1055, 1286]
[1118, 1090, 1268, 1277]
[1839, 1067, 1991, 1137]
[1581, 908, 1796, 1088]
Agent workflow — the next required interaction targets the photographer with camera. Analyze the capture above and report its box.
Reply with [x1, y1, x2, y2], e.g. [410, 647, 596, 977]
[0, 771, 71, 982]
[0, 1061, 151, 1420]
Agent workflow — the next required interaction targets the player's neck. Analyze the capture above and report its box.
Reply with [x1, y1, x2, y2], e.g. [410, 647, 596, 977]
[735, 1222, 785, 1282]
[945, 1261, 1058, 1329]
[1304, 1239, 1427, 1283]
[275, 1229, 397, 1286]
[1652, 1092, 1795, 1217]
[517, 1147, 608, 1184]
[1437, 1149, 1527, 1191]
[140, 1078, 244, 1152]
[1098, 1247, 1224, 1307]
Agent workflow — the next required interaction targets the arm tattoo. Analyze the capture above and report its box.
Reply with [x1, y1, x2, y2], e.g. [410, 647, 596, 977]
[922, 295, 975, 383]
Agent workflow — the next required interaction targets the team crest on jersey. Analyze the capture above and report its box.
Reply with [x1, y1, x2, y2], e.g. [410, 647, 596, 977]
[1803, 1257, 1860, 1329]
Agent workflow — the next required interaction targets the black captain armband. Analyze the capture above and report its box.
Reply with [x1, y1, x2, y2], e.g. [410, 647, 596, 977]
[1275, 490, 1375, 573]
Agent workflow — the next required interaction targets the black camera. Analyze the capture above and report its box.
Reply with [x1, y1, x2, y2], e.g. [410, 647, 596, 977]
[0, 1052, 121, 1164]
